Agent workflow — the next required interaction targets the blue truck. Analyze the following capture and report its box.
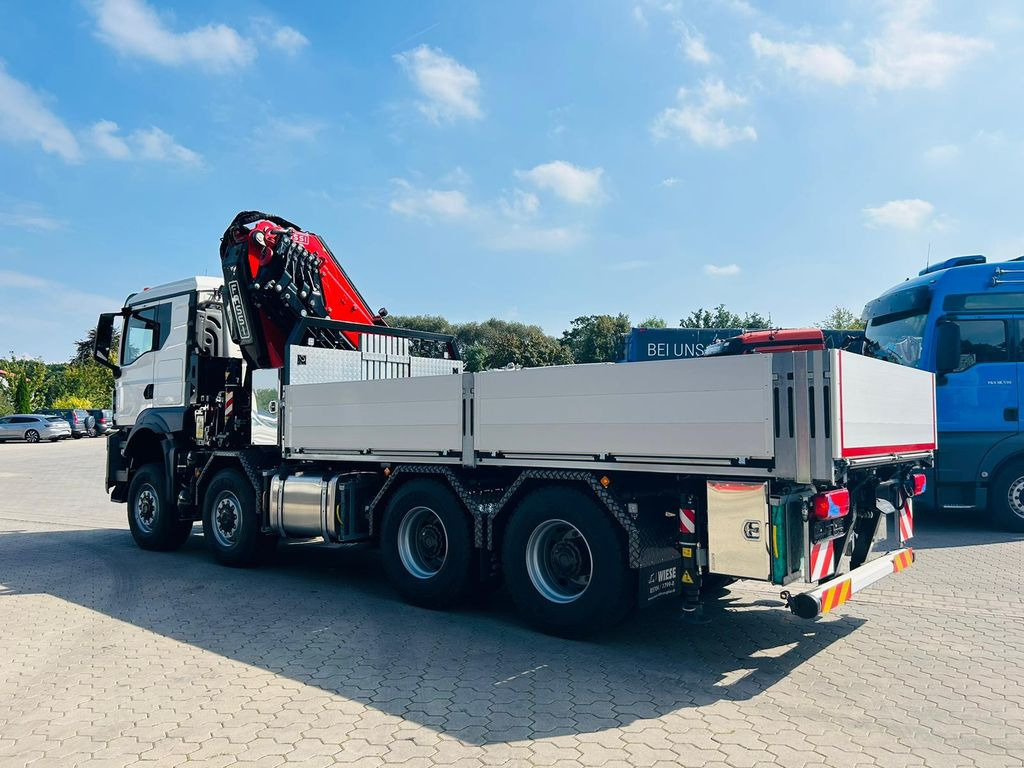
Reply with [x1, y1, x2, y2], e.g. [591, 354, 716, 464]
[862, 254, 1024, 531]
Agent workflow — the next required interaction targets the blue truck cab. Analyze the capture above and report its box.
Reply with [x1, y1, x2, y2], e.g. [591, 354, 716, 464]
[863, 254, 1024, 530]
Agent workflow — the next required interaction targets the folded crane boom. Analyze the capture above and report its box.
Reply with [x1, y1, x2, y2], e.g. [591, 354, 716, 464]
[219, 211, 385, 369]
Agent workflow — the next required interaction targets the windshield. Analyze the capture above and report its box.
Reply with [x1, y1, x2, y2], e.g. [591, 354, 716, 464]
[45, 417, 65, 424]
[865, 311, 928, 367]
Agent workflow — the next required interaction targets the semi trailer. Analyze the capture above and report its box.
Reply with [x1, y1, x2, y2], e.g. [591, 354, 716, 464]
[92, 211, 934, 635]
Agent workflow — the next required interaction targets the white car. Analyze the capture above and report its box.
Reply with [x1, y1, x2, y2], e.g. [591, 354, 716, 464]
[0, 414, 72, 443]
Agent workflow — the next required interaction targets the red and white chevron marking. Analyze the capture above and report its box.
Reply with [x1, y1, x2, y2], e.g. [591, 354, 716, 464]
[899, 499, 914, 541]
[224, 393, 234, 419]
[809, 539, 835, 581]
[679, 507, 697, 535]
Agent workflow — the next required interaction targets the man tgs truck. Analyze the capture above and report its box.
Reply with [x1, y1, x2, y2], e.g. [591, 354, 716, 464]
[863, 254, 1024, 531]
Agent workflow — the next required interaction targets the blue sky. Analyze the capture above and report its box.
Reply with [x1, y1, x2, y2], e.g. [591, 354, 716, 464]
[1, 0, 1021, 361]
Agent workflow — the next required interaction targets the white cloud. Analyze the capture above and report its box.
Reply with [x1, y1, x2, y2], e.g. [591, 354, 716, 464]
[2, 206, 67, 232]
[86, 0, 256, 71]
[389, 179, 471, 220]
[269, 26, 309, 54]
[499, 189, 540, 220]
[516, 161, 605, 204]
[0, 65, 81, 162]
[88, 120, 202, 167]
[750, 33, 858, 85]
[484, 225, 585, 252]
[923, 143, 960, 164]
[863, 198, 935, 229]
[681, 27, 713, 64]
[632, 6, 648, 28]
[0, 269, 119, 360]
[750, 1, 989, 90]
[652, 79, 756, 149]
[865, 1, 990, 90]
[704, 263, 741, 277]
[661, 177, 680, 187]
[394, 45, 482, 124]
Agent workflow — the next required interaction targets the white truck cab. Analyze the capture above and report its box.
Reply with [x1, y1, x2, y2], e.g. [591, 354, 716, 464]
[105, 277, 235, 427]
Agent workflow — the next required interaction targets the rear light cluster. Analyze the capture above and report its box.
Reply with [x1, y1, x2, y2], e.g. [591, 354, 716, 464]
[907, 472, 927, 497]
[812, 488, 850, 520]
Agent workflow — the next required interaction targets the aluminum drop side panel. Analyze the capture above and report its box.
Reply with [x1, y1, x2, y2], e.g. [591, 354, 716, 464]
[831, 350, 937, 459]
[473, 356, 775, 460]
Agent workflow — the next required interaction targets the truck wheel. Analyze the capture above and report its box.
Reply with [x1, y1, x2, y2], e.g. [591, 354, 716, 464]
[380, 479, 475, 609]
[990, 461, 1024, 532]
[127, 462, 193, 551]
[202, 468, 276, 567]
[502, 486, 634, 637]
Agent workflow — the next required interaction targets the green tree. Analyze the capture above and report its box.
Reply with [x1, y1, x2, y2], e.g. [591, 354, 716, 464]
[13, 373, 31, 413]
[53, 395, 93, 409]
[637, 315, 668, 328]
[387, 314, 570, 371]
[560, 314, 632, 363]
[680, 304, 771, 330]
[818, 306, 865, 330]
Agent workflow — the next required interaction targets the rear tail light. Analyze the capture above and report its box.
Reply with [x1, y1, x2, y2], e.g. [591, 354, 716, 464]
[908, 472, 926, 497]
[812, 488, 850, 520]
[72, 414, 78, 423]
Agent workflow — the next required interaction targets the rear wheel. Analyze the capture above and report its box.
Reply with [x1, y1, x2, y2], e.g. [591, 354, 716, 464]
[127, 463, 193, 551]
[990, 461, 1024, 532]
[202, 468, 277, 567]
[24, 430, 39, 444]
[380, 479, 475, 609]
[502, 486, 634, 637]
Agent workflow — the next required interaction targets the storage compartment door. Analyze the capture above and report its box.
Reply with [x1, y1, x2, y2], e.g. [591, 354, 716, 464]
[706, 481, 770, 579]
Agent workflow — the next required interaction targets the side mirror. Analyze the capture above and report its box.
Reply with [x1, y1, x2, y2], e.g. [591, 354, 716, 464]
[93, 313, 121, 377]
[935, 321, 961, 374]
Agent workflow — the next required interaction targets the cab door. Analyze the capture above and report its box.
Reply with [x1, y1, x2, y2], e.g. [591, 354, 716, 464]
[116, 301, 169, 426]
[936, 317, 1017, 432]
[934, 316, 1017, 498]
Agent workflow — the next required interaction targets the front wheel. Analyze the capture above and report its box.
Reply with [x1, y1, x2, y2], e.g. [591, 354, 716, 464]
[380, 479, 475, 609]
[202, 468, 277, 567]
[24, 430, 39, 444]
[501, 486, 634, 637]
[990, 461, 1024, 532]
[127, 463, 193, 551]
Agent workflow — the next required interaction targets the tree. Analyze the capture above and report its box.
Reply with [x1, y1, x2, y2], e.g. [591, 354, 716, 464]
[560, 314, 632, 363]
[53, 395, 93, 409]
[13, 373, 31, 413]
[637, 315, 668, 328]
[818, 306, 865, 330]
[72, 326, 120, 365]
[387, 314, 570, 371]
[680, 304, 771, 330]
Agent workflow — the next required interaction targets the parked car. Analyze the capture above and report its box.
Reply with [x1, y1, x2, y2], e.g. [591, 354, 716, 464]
[37, 408, 94, 439]
[0, 414, 72, 443]
[87, 409, 114, 436]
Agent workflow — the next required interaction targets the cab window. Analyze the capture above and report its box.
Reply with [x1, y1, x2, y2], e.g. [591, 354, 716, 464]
[951, 319, 1008, 372]
[122, 303, 172, 365]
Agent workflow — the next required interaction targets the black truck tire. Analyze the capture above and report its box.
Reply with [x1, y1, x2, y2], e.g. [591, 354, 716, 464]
[127, 462, 193, 551]
[202, 468, 277, 567]
[990, 461, 1024, 532]
[501, 486, 634, 637]
[380, 479, 475, 609]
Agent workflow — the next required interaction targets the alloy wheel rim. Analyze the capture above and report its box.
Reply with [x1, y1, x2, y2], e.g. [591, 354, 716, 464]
[397, 506, 448, 579]
[525, 519, 593, 604]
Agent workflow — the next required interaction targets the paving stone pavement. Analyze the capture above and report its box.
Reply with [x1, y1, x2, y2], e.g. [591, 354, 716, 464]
[1, 438, 1022, 768]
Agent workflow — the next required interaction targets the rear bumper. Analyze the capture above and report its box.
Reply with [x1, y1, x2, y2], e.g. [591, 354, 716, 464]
[784, 547, 914, 619]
